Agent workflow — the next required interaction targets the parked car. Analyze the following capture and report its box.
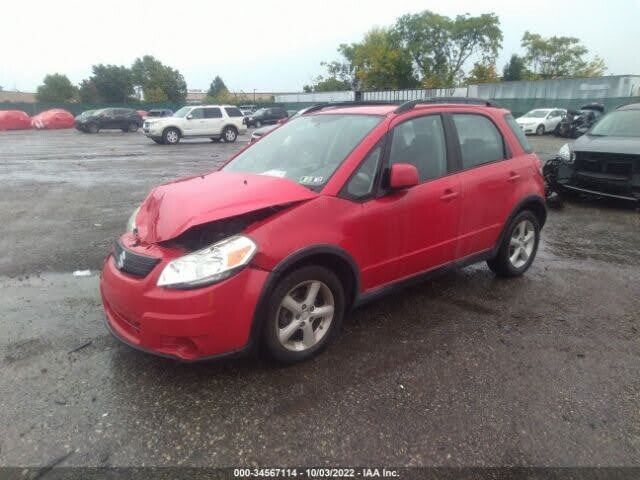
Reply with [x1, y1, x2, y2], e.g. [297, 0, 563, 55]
[239, 104, 257, 113]
[147, 108, 173, 118]
[101, 99, 546, 363]
[75, 108, 143, 133]
[556, 103, 605, 138]
[249, 107, 312, 143]
[550, 102, 640, 201]
[244, 107, 288, 127]
[516, 108, 566, 135]
[143, 105, 247, 144]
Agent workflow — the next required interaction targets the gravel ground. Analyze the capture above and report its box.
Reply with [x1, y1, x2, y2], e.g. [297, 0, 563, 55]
[0, 129, 638, 468]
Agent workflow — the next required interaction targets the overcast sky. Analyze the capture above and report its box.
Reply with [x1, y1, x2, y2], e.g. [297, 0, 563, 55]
[2, 0, 639, 93]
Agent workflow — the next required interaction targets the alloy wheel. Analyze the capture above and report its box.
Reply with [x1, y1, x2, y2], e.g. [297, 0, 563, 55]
[509, 219, 535, 268]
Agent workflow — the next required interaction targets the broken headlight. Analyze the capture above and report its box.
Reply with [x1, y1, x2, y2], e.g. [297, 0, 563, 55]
[558, 143, 575, 164]
[157, 235, 257, 288]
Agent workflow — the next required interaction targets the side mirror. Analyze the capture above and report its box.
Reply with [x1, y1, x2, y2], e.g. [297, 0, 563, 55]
[186, 114, 193, 120]
[389, 163, 419, 190]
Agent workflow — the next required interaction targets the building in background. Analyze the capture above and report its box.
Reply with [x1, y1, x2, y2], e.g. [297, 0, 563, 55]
[0, 91, 36, 103]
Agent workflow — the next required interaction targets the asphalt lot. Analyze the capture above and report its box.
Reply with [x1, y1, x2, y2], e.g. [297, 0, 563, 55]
[0, 129, 639, 468]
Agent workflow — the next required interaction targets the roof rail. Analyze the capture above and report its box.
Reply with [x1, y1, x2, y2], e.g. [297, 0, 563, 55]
[394, 97, 499, 114]
[302, 101, 396, 115]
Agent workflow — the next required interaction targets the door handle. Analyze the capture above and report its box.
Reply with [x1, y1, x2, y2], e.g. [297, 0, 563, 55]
[508, 172, 521, 182]
[440, 189, 459, 201]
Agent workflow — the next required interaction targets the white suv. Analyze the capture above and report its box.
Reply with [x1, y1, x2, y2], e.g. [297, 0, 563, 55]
[143, 105, 247, 145]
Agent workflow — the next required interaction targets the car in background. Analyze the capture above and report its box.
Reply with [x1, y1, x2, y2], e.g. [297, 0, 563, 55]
[244, 107, 288, 127]
[249, 107, 313, 143]
[75, 108, 143, 133]
[143, 105, 246, 144]
[101, 99, 546, 363]
[239, 104, 257, 114]
[551, 102, 640, 201]
[516, 108, 566, 135]
[556, 103, 605, 138]
[147, 108, 173, 118]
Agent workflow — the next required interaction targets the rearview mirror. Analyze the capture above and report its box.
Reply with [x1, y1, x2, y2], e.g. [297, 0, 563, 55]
[389, 163, 419, 190]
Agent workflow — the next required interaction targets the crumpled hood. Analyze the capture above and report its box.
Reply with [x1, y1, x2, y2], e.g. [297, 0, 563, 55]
[573, 135, 640, 155]
[135, 171, 318, 243]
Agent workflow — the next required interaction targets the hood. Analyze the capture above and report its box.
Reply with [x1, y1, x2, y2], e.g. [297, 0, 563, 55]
[135, 171, 318, 243]
[573, 134, 640, 155]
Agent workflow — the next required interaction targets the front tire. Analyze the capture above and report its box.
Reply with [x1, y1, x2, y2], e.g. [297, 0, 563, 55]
[87, 123, 99, 134]
[262, 266, 345, 364]
[163, 128, 180, 145]
[536, 124, 545, 136]
[127, 122, 139, 132]
[487, 211, 540, 277]
[222, 126, 238, 143]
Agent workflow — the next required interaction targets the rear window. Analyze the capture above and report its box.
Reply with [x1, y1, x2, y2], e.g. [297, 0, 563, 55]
[225, 107, 243, 117]
[504, 114, 533, 153]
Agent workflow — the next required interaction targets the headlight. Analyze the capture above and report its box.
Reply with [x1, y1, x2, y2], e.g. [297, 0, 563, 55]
[558, 143, 575, 163]
[126, 206, 140, 233]
[157, 235, 257, 288]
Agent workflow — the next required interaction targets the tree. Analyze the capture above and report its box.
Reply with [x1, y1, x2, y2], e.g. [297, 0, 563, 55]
[338, 27, 418, 89]
[394, 11, 502, 87]
[36, 73, 77, 103]
[207, 76, 228, 99]
[521, 31, 606, 79]
[90, 64, 134, 103]
[466, 61, 499, 84]
[131, 55, 187, 103]
[78, 79, 100, 103]
[303, 61, 354, 92]
[502, 54, 528, 81]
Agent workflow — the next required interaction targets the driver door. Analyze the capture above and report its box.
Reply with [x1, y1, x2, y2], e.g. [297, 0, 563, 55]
[183, 108, 205, 135]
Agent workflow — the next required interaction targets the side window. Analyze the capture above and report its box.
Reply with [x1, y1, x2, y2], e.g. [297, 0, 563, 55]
[504, 114, 534, 153]
[345, 145, 383, 199]
[388, 115, 447, 182]
[224, 107, 243, 117]
[204, 107, 222, 118]
[453, 114, 505, 169]
[190, 108, 205, 119]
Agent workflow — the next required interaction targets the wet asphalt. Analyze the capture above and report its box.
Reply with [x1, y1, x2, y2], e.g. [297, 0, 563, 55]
[0, 129, 639, 467]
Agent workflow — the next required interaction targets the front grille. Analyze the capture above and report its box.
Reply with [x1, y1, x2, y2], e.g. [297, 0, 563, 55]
[575, 152, 638, 178]
[113, 241, 160, 277]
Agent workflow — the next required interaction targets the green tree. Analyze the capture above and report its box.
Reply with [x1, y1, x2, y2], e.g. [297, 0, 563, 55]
[521, 32, 606, 79]
[303, 60, 354, 92]
[502, 54, 528, 81]
[78, 79, 100, 103]
[131, 55, 187, 103]
[466, 61, 499, 84]
[90, 64, 134, 103]
[338, 27, 417, 89]
[394, 11, 503, 87]
[36, 73, 77, 103]
[207, 76, 228, 99]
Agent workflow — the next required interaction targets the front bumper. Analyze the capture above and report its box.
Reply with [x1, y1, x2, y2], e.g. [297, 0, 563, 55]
[100, 237, 269, 360]
[518, 124, 537, 134]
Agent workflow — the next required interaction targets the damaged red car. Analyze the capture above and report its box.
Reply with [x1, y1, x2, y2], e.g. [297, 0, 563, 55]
[100, 100, 546, 363]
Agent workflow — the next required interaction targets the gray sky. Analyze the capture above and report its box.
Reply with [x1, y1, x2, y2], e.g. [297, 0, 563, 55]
[2, 0, 639, 93]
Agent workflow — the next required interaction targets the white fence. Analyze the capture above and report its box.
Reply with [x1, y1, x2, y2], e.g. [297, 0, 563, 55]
[275, 91, 355, 103]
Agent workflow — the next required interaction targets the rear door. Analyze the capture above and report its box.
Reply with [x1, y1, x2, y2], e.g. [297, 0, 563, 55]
[451, 112, 526, 257]
[343, 113, 461, 289]
[203, 107, 224, 135]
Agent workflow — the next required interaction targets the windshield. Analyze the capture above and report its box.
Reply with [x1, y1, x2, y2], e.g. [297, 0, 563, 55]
[252, 108, 267, 116]
[173, 107, 191, 118]
[589, 110, 640, 137]
[522, 110, 549, 118]
[223, 114, 382, 188]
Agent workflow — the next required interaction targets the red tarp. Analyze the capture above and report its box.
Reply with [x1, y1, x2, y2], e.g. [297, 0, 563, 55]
[0, 110, 31, 131]
[137, 110, 148, 119]
[31, 109, 75, 129]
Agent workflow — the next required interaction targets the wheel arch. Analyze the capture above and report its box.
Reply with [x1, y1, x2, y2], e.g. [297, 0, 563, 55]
[248, 245, 361, 348]
[492, 194, 547, 256]
[162, 125, 183, 137]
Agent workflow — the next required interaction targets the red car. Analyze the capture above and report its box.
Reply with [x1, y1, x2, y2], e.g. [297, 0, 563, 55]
[100, 100, 546, 363]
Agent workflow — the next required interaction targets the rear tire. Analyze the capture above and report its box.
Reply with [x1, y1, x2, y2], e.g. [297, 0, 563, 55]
[262, 266, 345, 364]
[163, 128, 180, 145]
[87, 123, 99, 134]
[127, 122, 139, 133]
[487, 210, 540, 277]
[536, 124, 545, 136]
[222, 126, 238, 143]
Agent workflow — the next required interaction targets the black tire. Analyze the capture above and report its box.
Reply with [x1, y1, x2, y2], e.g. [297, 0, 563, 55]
[162, 127, 180, 145]
[262, 265, 345, 364]
[487, 210, 540, 277]
[127, 122, 139, 133]
[536, 124, 545, 136]
[87, 123, 99, 134]
[222, 126, 238, 143]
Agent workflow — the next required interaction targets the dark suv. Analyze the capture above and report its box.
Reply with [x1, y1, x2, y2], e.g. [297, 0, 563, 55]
[75, 108, 143, 133]
[244, 107, 288, 127]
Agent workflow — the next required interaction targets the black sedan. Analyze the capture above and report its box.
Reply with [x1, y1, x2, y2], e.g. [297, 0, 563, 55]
[550, 103, 640, 201]
[75, 108, 143, 133]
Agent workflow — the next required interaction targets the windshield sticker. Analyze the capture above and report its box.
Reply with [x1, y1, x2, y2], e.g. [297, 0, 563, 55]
[299, 176, 324, 185]
[260, 169, 287, 178]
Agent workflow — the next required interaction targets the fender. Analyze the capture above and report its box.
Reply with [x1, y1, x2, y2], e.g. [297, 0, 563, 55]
[491, 194, 547, 258]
